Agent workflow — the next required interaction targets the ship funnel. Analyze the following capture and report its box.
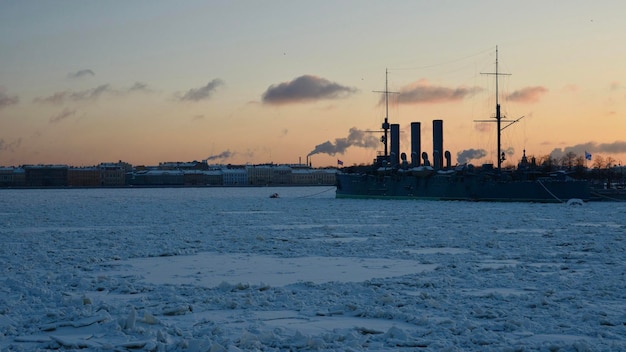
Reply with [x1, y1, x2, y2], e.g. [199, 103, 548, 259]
[410, 122, 421, 167]
[390, 124, 400, 167]
[433, 120, 443, 170]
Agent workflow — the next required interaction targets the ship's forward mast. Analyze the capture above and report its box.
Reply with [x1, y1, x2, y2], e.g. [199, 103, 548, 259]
[373, 69, 398, 159]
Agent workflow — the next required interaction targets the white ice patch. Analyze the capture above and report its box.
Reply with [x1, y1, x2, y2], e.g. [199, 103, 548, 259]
[105, 252, 437, 287]
[403, 247, 472, 255]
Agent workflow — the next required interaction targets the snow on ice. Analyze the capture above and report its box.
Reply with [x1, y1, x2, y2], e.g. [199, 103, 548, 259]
[1, 187, 625, 351]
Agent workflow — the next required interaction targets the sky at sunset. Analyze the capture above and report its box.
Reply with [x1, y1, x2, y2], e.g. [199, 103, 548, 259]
[1, 1, 625, 167]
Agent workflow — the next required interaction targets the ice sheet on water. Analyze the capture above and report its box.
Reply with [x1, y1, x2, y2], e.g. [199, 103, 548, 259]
[104, 252, 438, 287]
[1, 187, 625, 351]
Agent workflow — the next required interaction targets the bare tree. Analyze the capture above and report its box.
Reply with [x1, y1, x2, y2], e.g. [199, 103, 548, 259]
[592, 155, 605, 169]
[605, 156, 616, 168]
[575, 156, 585, 167]
[539, 154, 557, 172]
[536, 155, 548, 165]
[564, 152, 577, 169]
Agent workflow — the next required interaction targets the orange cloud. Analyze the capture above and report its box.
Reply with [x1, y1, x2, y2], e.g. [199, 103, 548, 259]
[562, 84, 579, 93]
[507, 86, 548, 103]
[395, 79, 482, 104]
[609, 81, 621, 91]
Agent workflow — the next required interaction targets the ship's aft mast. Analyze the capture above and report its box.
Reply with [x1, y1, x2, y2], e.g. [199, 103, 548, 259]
[480, 46, 511, 172]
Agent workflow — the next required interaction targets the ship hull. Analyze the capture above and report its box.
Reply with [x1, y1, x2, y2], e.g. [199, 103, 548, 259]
[336, 172, 591, 203]
[589, 188, 626, 202]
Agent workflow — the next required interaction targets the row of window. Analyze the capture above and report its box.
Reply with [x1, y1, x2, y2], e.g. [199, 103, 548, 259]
[0, 166, 337, 187]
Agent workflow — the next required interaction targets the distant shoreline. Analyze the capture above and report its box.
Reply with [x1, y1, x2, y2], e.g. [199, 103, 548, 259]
[0, 184, 336, 190]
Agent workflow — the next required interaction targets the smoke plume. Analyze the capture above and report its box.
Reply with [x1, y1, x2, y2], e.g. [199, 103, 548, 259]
[550, 141, 626, 159]
[457, 148, 487, 164]
[205, 150, 233, 161]
[308, 128, 379, 156]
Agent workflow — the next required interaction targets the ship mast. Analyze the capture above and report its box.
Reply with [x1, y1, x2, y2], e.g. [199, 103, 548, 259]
[479, 46, 511, 172]
[373, 69, 398, 157]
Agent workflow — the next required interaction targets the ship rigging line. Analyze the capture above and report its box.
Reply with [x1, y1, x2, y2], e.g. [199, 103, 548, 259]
[589, 191, 626, 202]
[537, 180, 563, 203]
[296, 186, 336, 199]
[389, 47, 493, 71]
[501, 115, 525, 131]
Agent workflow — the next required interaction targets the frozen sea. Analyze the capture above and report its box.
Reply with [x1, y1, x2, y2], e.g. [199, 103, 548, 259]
[1, 186, 625, 351]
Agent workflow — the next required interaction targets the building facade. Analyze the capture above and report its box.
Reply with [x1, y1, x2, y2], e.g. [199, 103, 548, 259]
[0, 162, 336, 188]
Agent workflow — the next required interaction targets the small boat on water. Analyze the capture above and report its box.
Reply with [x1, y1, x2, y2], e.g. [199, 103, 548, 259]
[269, 193, 280, 198]
[336, 47, 591, 202]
